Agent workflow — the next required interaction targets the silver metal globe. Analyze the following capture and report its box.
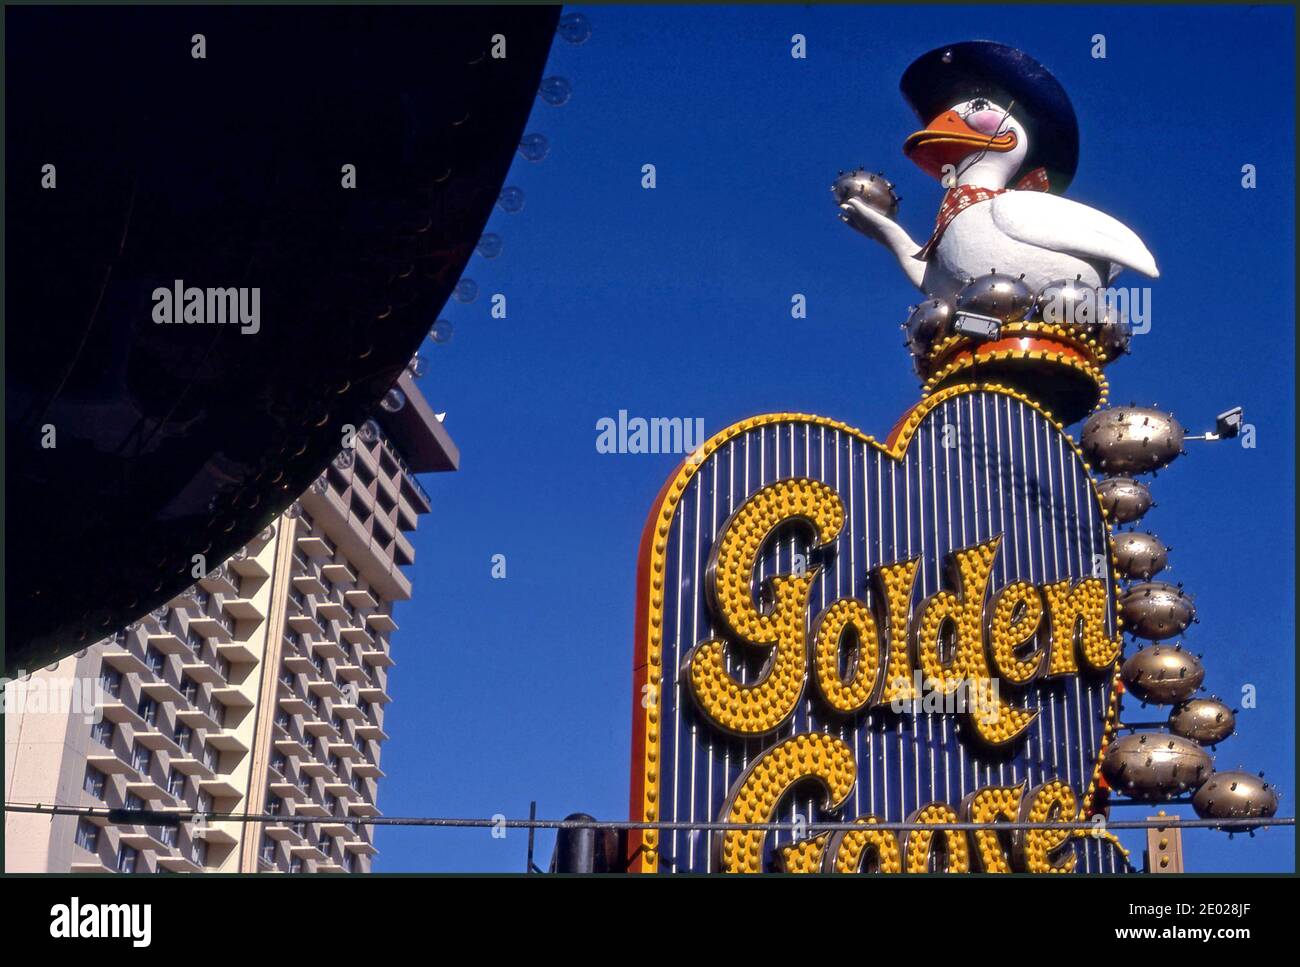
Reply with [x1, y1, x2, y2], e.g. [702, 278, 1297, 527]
[1121, 644, 1204, 704]
[903, 298, 954, 358]
[1113, 531, 1168, 580]
[830, 168, 899, 219]
[1169, 698, 1235, 746]
[1081, 406, 1185, 475]
[1035, 277, 1099, 330]
[1096, 477, 1153, 524]
[1093, 304, 1132, 359]
[1118, 582, 1196, 640]
[1192, 770, 1279, 825]
[1102, 732, 1213, 800]
[955, 271, 1033, 322]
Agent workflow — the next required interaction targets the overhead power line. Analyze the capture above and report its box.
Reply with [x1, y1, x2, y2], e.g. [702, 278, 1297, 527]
[4, 801, 1293, 834]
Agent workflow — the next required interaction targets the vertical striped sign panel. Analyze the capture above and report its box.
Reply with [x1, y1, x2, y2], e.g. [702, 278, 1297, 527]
[629, 385, 1130, 873]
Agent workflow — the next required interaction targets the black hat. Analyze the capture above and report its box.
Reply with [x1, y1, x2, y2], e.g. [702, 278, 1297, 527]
[900, 41, 1078, 193]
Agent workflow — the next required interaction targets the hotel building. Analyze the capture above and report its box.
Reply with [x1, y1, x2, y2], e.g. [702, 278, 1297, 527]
[4, 372, 456, 873]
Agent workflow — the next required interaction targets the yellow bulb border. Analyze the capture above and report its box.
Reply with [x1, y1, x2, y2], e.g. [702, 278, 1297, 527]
[632, 382, 1124, 872]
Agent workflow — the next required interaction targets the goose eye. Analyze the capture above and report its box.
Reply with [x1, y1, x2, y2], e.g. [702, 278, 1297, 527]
[968, 97, 990, 113]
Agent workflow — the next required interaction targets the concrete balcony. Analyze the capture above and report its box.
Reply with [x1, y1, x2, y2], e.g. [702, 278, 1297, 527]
[293, 570, 328, 597]
[179, 659, 225, 686]
[86, 751, 134, 775]
[296, 533, 334, 560]
[321, 561, 355, 585]
[206, 731, 249, 754]
[199, 569, 239, 596]
[210, 685, 254, 710]
[346, 798, 380, 817]
[361, 644, 395, 669]
[340, 624, 373, 647]
[186, 614, 233, 643]
[317, 597, 348, 622]
[282, 653, 315, 675]
[194, 825, 239, 847]
[331, 699, 365, 722]
[157, 854, 204, 873]
[354, 721, 389, 742]
[287, 613, 318, 634]
[274, 735, 310, 759]
[215, 640, 259, 664]
[139, 680, 187, 706]
[229, 553, 270, 580]
[289, 843, 328, 863]
[298, 759, 333, 778]
[124, 779, 173, 803]
[309, 637, 347, 662]
[365, 612, 398, 634]
[267, 778, 307, 802]
[197, 776, 243, 799]
[145, 629, 188, 655]
[222, 597, 265, 622]
[264, 821, 305, 844]
[334, 662, 368, 684]
[101, 648, 149, 677]
[307, 679, 344, 702]
[132, 727, 182, 756]
[344, 587, 377, 610]
[357, 683, 391, 705]
[302, 718, 339, 740]
[278, 693, 312, 717]
[351, 760, 385, 779]
[70, 860, 111, 873]
[95, 700, 146, 729]
[174, 706, 222, 732]
[167, 755, 214, 779]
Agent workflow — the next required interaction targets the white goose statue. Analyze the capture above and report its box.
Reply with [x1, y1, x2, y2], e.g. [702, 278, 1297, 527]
[840, 42, 1159, 303]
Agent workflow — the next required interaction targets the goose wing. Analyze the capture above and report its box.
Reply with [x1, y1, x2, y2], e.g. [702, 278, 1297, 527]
[989, 191, 1159, 279]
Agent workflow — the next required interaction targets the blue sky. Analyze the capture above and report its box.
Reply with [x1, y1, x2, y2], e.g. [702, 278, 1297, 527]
[376, 4, 1295, 873]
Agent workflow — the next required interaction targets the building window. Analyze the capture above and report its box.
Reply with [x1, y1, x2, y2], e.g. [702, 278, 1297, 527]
[190, 838, 208, 867]
[99, 665, 122, 698]
[83, 766, 106, 799]
[271, 753, 287, 774]
[342, 851, 355, 873]
[116, 845, 138, 873]
[260, 835, 276, 864]
[90, 719, 115, 747]
[75, 819, 100, 852]
[159, 825, 178, 848]
[202, 744, 220, 771]
[126, 793, 144, 811]
[289, 857, 303, 873]
[145, 646, 166, 676]
[275, 709, 291, 729]
[167, 769, 186, 797]
[137, 697, 159, 727]
[181, 676, 199, 704]
[174, 724, 193, 752]
[266, 795, 282, 815]
[132, 746, 152, 775]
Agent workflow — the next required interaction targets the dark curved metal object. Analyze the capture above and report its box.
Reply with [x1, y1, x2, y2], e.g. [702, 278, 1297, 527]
[5, 6, 559, 671]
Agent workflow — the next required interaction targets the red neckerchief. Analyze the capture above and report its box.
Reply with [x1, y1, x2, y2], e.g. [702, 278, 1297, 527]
[913, 167, 1051, 261]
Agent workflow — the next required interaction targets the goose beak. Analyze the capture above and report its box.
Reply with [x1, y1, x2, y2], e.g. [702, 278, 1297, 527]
[904, 110, 1018, 180]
